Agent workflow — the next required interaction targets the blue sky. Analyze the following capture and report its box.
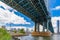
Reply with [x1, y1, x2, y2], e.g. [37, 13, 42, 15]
[49, 0, 60, 17]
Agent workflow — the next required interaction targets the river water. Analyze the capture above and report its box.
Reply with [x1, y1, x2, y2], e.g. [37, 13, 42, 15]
[18, 34, 60, 40]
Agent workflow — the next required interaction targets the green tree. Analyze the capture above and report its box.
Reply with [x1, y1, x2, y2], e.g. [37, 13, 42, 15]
[0, 28, 12, 40]
[19, 29, 25, 34]
[13, 30, 17, 33]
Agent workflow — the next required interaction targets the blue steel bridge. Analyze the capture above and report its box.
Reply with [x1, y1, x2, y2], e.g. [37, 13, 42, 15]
[1, 0, 54, 33]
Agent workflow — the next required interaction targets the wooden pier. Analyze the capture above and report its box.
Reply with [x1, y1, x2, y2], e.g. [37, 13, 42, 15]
[31, 32, 51, 37]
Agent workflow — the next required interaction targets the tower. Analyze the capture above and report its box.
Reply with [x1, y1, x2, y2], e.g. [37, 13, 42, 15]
[57, 20, 60, 33]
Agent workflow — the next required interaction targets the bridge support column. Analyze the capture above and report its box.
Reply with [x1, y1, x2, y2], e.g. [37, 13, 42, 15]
[37, 23, 40, 32]
[34, 22, 36, 32]
[43, 22, 45, 32]
[47, 20, 49, 32]
[34, 22, 40, 32]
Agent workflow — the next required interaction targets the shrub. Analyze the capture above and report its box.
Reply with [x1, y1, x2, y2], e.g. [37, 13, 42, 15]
[0, 28, 12, 40]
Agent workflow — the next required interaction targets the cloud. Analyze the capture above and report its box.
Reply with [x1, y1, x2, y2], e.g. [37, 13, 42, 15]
[51, 16, 60, 33]
[52, 6, 60, 10]
[0, 1, 30, 26]
[51, 16, 60, 27]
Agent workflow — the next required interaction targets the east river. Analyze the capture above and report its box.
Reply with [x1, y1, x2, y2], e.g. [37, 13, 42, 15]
[17, 34, 60, 40]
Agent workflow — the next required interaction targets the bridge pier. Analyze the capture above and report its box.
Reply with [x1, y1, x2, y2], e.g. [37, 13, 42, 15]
[34, 22, 40, 32]
[47, 20, 49, 32]
[43, 22, 46, 32]
[32, 21, 51, 36]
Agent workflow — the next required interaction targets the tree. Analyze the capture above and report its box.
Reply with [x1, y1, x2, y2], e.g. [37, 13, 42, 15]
[19, 29, 25, 34]
[0, 28, 12, 40]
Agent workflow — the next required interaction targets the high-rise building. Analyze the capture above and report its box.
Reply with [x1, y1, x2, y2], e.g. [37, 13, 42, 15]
[57, 20, 60, 33]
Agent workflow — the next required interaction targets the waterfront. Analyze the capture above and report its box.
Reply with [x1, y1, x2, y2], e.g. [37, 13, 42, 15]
[17, 34, 60, 40]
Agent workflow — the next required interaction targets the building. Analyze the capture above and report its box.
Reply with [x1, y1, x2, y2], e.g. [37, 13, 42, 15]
[57, 20, 60, 33]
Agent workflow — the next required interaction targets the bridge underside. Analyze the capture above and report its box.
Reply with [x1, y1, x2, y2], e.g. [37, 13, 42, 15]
[1, 0, 54, 33]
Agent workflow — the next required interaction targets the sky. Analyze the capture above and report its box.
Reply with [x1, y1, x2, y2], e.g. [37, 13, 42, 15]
[49, 0, 60, 33]
[49, 0, 60, 17]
